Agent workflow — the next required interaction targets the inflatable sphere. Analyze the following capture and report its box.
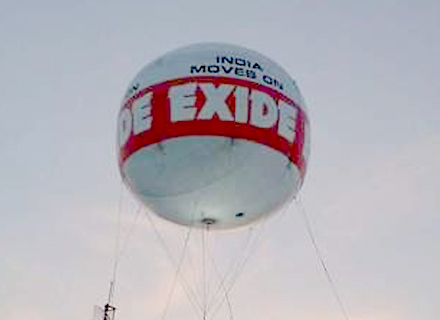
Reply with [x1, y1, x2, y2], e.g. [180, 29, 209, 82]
[117, 43, 310, 229]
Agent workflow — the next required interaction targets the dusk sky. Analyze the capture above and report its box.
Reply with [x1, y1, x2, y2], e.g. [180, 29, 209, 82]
[1, 1, 439, 320]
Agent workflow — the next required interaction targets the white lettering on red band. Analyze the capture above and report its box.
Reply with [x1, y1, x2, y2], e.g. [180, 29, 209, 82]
[198, 83, 235, 121]
[169, 83, 198, 122]
[132, 92, 153, 135]
[118, 76, 307, 176]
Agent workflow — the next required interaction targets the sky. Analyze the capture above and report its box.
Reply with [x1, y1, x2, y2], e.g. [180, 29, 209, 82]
[0, 0, 439, 320]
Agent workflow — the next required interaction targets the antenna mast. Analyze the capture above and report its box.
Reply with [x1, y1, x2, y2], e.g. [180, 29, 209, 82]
[103, 281, 116, 320]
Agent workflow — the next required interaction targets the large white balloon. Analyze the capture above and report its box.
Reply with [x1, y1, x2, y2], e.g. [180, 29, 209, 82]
[117, 43, 310, 229]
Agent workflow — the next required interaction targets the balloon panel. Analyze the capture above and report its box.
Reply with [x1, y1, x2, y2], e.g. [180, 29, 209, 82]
[122, 137, 301, 229]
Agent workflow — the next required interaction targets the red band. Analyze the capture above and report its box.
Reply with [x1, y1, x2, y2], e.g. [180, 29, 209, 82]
[119, 76, 308, 178]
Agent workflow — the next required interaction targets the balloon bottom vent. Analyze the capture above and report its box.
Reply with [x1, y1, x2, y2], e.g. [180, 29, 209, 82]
[201, 218, 217, 225]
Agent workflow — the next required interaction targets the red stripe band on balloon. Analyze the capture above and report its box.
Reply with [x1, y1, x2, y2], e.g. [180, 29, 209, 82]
[119, 76, 308, 178]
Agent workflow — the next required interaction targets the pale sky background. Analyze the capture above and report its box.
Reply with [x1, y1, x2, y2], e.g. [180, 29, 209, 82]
[1, 1, 439, 320]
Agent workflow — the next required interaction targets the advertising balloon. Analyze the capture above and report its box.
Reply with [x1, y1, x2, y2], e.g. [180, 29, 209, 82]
[117, 43, 310, 229]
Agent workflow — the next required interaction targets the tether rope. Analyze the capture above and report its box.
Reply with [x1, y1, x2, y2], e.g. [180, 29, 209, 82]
[143, 210, 204, 316]
[108, 184, 124, 305]
[206, 227, 254, 316]
[296, 196, 351, 320]
[159, 226, 194, 320]
[208, 214, 271, 320]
